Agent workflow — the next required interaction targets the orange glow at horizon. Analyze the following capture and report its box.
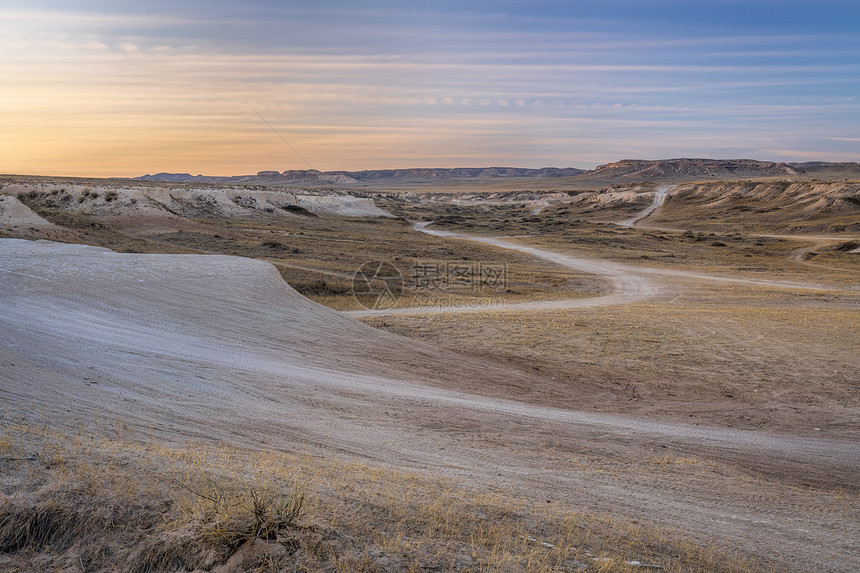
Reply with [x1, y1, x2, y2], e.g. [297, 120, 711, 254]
[2, 5, 858, 177]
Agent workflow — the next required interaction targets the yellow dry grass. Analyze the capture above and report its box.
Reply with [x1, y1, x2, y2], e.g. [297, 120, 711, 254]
[0, 419, 768, 572]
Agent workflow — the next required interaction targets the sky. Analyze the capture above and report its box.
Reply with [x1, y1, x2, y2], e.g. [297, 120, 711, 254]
[1, 1, 859, 177]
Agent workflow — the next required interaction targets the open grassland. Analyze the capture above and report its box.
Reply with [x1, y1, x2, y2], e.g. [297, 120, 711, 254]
[362, 289, 859, 434]
[0, 420, 767, 573]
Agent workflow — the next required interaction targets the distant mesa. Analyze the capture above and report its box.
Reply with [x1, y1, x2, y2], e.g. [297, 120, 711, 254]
[344, 167, 585, 180]
[136, 172, 213, 182]
[133, 166, 586, 184]
[591, 158, 860, 180]
[133, 159, 860, 185]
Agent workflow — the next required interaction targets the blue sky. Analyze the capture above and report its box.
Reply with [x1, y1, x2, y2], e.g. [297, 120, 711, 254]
[1, 1, 858, 175]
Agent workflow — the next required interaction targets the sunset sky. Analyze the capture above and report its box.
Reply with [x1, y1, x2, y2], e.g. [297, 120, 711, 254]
[2, 1, 858, 177]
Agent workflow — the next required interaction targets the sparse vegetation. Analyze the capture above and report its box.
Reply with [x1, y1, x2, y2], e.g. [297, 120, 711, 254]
[1, 175, 857, 571]
[0, 420, 768, 572]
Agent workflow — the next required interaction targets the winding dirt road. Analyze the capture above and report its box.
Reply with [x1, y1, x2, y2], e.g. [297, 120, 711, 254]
[346, 202, 839, 318]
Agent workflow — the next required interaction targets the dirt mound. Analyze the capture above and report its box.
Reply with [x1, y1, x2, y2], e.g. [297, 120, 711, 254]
[0, 195, 60, 232]
[0, 239, 563, 452]
[3, 184, 393, 224]
[591, 158, 802, 179]
[646, 180, 860, 232]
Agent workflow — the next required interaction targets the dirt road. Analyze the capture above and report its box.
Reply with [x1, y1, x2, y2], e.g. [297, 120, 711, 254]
[346, 217, 840, 317]
[2, 238, 858, 572]
[618, 185, 674, 227]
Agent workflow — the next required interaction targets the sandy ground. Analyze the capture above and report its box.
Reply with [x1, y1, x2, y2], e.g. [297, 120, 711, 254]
[2, 238, 859, 572]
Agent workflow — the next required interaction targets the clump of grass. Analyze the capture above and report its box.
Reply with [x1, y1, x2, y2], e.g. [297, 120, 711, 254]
[0, 496, 80, 552]
[290, 277, 352, 298]
[180, 471, 304, 549]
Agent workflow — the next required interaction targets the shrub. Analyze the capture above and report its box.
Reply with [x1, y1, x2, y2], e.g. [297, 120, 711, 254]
[181, 473, 305, 550]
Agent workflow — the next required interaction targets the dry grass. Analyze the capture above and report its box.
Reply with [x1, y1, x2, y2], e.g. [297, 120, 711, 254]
[363, 292, 859, 426]
[179, 473, 304, 549]
[402, 202, 859, 286]
[372, 297, 858, 391]
[2, 178, 856, 571]
[0, 419, 769, 572]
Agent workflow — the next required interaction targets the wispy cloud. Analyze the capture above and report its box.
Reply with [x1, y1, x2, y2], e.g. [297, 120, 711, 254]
[1, 1, 858, 175]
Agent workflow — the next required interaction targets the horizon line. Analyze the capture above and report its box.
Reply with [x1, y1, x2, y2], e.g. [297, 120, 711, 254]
[4, 157, 858, 181]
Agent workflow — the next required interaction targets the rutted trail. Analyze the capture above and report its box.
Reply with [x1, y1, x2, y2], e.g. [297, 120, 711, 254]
[413, 221, 660, 307]
[619, 184, 674, 227]
[345, 223, 661, 317]
[346, 208, 838, 317]
[1, 241, 853, 466]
